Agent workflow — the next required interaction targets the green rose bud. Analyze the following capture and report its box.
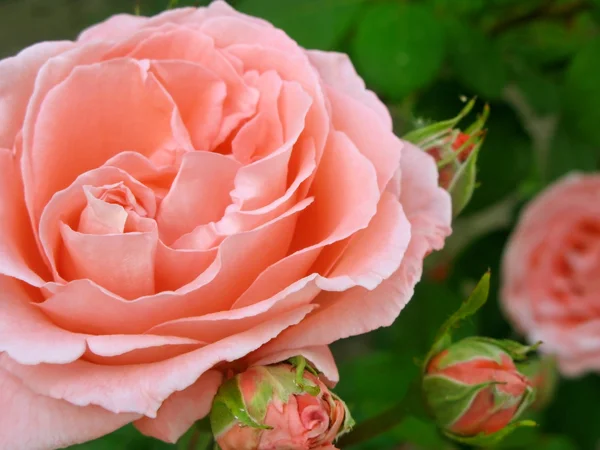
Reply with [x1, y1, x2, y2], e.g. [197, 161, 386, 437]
[423, 337, 536, 440]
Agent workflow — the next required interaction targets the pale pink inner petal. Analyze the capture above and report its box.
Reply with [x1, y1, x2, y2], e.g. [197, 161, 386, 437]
[150, 60, 227, 150]
[125, 28, 259, 146]
[38, 199, 313, 334]
[58, 222, 158, 300]
[156, 151, 240, 244]
[23, 58, 192, 223]
[38, 166, 159, 282]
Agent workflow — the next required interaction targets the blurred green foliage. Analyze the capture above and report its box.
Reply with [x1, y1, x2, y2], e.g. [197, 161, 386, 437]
[2, 0, 599, 449]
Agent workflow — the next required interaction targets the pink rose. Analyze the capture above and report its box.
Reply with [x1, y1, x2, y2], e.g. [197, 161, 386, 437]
[212, 364, 350, 450]
[502, 174, 600, 376]
[0, 2, 451, 448]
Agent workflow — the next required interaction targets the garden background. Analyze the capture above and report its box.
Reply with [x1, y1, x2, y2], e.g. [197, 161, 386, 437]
[1, 0, 599, 449]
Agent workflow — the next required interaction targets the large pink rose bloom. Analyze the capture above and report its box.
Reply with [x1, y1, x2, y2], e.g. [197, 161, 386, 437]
[0, 2, 451, 448]
[502, 174, 600, 377]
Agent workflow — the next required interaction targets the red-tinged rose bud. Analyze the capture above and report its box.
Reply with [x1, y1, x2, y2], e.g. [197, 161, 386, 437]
[517, 357, 558, 411]
[210, 362, 353, 450]
[422, 338, 535, 438]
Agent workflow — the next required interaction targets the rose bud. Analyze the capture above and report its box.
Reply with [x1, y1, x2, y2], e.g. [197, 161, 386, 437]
[517, 357, 558, 411]
[210, 363, 353, 450]
[422, 337, 535, 438]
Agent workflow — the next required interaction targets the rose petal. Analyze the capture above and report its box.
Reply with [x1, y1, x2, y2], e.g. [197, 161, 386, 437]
[252, 143, 451, 353]
[0, 276, 86, 365]
[39, 198, 313, 334]
[39, 165, 158, 282]
[2, 305, 315, 417]
[78, 14, 149, 42]
[0, 149, 47, 286]
[134, 370, 223, 443]
[326, 86, 401, 192]
[150, 60, 227, 150]
[0, 41, 73, 149]
[23, 58, 192, 223]
[58, 222, 158, 299]
[0, 366, 138, 450]
[156, 151, 240, 244]
[125, 28, 259, 146]
[84, 334, 204, 366]
[308, 50, 393, 131]
[233, 130, 380, 309]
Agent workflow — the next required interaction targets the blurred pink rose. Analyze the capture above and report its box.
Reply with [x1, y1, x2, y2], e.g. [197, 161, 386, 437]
[502, 174, 600, 376]
[0, 1, 451, 448]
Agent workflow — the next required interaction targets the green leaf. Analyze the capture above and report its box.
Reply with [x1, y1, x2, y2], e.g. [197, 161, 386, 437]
[352, 2, 445, 100]
[237, 0, 363, 50]
[446, 21, 507, 99]
[210, 377, 269, 438]
[564, 37, 600, 147]
[423, 376, 491, 428]
[403, 97, 476, 146]
[426, 272, 491, 362]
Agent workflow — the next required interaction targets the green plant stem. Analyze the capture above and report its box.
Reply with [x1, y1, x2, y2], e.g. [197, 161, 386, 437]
[336, 401, 409, 448]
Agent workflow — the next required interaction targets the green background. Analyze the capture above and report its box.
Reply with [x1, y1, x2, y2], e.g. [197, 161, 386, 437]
[1, 0, 600, 449]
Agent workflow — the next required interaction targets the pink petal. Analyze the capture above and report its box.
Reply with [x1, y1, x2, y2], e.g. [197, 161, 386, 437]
[397, 142, 452, 248]
[38, 165, 158, 282]
[149, 60, 227, 150]
[78, 14, 149, 42]
[317, 192, 411, 291]
[0, 366, 138, 450]
[84, 334, 203, 366]
[0, 276, 85, 365]
[233, 130, 380, 309]
[2, 305, 314, 417]
[156, 151, 240, 244]
[225, 45, 329, 163]
[200, 6, 298, 54]
[326, 86, 401, 192]
[58, 222, 158, 299]
[125, 28, 259, 146]
[252, 144, 451, 353]
[0, 149, 47, 286]
[0, 41, 73, 149]
[308, 50, 393, 131]
[23, 58, 191, 223]
[145, 283, 319, 343]
[135, 370, 223, 443]
[39, 199, 313, 334]
[230, 76, 312, 210]
[155, 242, 217, 293]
